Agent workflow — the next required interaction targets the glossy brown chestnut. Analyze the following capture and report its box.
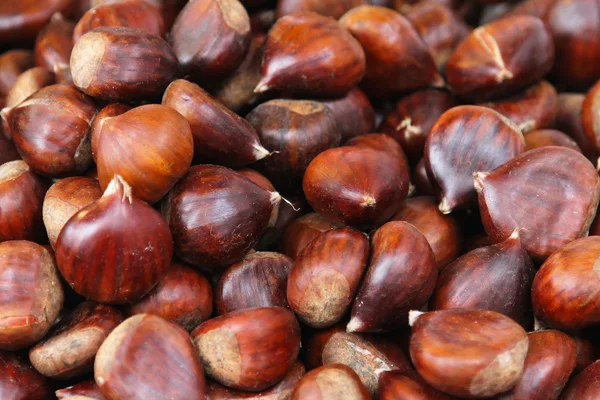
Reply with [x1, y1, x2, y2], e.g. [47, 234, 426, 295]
[413, 158, 435, 196]
[256, 12, 365, 97]
[163, 79, 269, 168]
[29, 301, 123, 379]
[123, 262, 213, 331]
[216, 252, 292, 314]
[431, 229, 535, 329]
[0, 240, 64, 350]
[56, 380, 105, 399]
[409, 309, 529, 398]
[276, 0, 368, 18]
[474, 147, 600, 259]
[290, 364, 370, 400]
[319, 88, 374, 143]
[446, 15, 554, 101]
[192, 307, 301, 391]
[0, 50, 33, 97]
[0, 352, 53, 400]
[425, 105, 524, 213]
[89, 103, 132, 158]
[237, 169, 275, 192]
[95, 314, 206, 400]
[582, 79, 600, 154]
[560, 360, 600, 400]
[255, 191, 306, 250]
[524, 129, 581, 152]
[556, 93, 598, 160]
[170, 0, 250, 80]
[3, 66, 55, 110]
[378, 371, 453, 400]
[340, 6, 443, 97]
[56, 175, 173, 304]
[91, 0, 189, 30]
[344, 133, 409, 166]
[496, 330, 576, 400]
[43, 176, 102, 249]
[93, 104, 193, 203]
[33, 13, 74, 72]
[348, 221, 437, 333]
[0, 131, 19, 164]
[379, 89, 457, 163]
[278, 212, 342, 259]
[7, 84, 96, 178]
[392, 196, 462, 270]
[163, 165, 281, 271]
[247, 99, 341, 189]
[70, 27, 179, 101]
[0, 0, 72, 45]
[287, 227, 369, 328]
[73, 0, 165, 42]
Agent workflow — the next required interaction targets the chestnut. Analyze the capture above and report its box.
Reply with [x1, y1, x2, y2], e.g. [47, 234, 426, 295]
[0, 352, 53, 400]
[256, 12, 365, 97]
[319, 88, 375, 142]
[344, 133, 409, 167]
[446, 15, 554, 101]
[287, 227, 369, 328]
[33, 13, 74, 72]
[276, 0, 368, 19]
[3, 66, 55, 110]
[92, 104, 193, 203]
[524, 129, 582, 152]
[56, 379, 104, 399]
[0, 0, 72, 46]
[278, 212, 342, 259]
[0, 240, 64, 350]
[556, 93, 598, 161]
[413, 158, 435, 196]
[506, 0, 556, 19]
[0, 131, 20, 164]
[7, 84, 96, 178]
[560, 360, 600, 400]
[474, 147, 600, 259]
[170, 0, 251, 80]
[301, 321, 346, 370]
[70, 27, 179, 101]
[0, 50, 34, 97]
[87, 0, 187, 30]
[29, 301, 123, 379]
[409, 309, 529, 398]
[424, 105, 525, 213]
[255, 191, 306, 250]
[290, 364, 370, 400]
[192, 307, 301, 391]
[95, 314, 206, 400]
[123, 262, 213, 331]
[348, 221, 437, 333]
[89, 102, 132, 158]
[340, 6, 443, 98]
[56, 175, 173, 304]
[162, 79, 269, 168]
[378, 371, 453, 400]
[582, 78, 600, 154]
[0, 160, 48, 242]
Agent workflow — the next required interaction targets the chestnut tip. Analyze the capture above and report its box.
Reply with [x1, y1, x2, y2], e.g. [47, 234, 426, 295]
[534, 317, 548, 332]
[596, 157, 600, 171]
[396, 117, 423, 139]
[438, 197, 452, 214]
[252, 142, 271, 161]
[473, 27, 514, 84]
[408, 310, 424, 326]
[473, 171, 489, 193]
[346, 317, 364, 333]
[518, 120, 536, 134]
[254, 80, 270, 94]
[51, 12, 66, 22]
[104, 175, 133, 204]
[53, 63, 69, 74]
[1, 107, 11, 123]
[360, 195, 376, 208]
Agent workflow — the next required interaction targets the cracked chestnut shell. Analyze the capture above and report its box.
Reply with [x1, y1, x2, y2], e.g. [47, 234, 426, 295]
[409, 309, 529, 398]
[561, 360, 600, 400]
[474, 147, 600, 259]
[278, 212, 342, 259]
[0, 352, 53, 400]
[56, 175, 173, 304]
[192, 307, 301, 391]
[290, 364, 370, 400]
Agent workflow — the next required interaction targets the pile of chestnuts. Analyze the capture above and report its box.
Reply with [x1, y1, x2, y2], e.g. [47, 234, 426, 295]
[1, 0, 600, 398]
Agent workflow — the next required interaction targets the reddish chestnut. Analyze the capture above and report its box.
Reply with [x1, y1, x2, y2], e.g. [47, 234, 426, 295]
[34, 13, 74, 72]
[0, 0, 72, 46]
[0, 352, 53, 400]
[0, 50, 34, 97]
[320, 88, 375, 142]
[556, 93, 598, 161]
[276, 0, 368, 19]
[0, 132, 20, 164]
[290, 364, 370, 400]
[278, 212, 342, 259]
[301, 321, 345, 370]
[582, 79, 600, 154]
[3, 66, 55, 110]
[524, 129, 581, 152]
[560, 360, 600, 400]
[379, 371, 453, 400]
[413, 158, 435, 196]
[56, 380, 105, 399]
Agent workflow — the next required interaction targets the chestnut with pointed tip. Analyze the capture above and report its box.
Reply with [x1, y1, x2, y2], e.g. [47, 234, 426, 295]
[256, 12, 365, 97]
[320, 88, 375, 142]
[0, 352, 53, 400]
[475, 147, 600, 259]
[192, 307, 301, 391]
[378, 371, 454, 400]
[4, 66, 55, 110]
[290, 364, 370, 400]
[560, 360, 600, 400]
[95, 314, 206, 400]
[55, 379, 104, 399]
[0, 50, 34, 96]
[524, 129, 581, 152]
[409, 308, 529, 398]
[34, 13, 74, 72]
[56, 175, 173, 304]
[287, 227, 369, 328]
[278, 212, 342, 259]
[0, 0, 72, 46]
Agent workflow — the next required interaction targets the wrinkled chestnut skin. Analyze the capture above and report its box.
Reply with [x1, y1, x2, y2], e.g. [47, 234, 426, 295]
[409, 309, 529, 399]
[524, 129, 581, 152]
[56, 379, 104, 399]
[319, 88, 375, 143]
[257, 12, 365, 97]
[192, 307, 301, 391]
[303, 145, 409, 228]
[95, 314, 206, 400]
[425, 105, 524, 213]
[248, 99, 341, 190]
[73, 0, 165, 42]
[0, 0, 72, 46]
[33, 13, 74, 72]
[497, 330, 576, 400]
[290, 364, 370, 400]
[392, 196, 462, 270]
[0, 352, 53, 400]
[0, 132, 19, 164]
[430, 230, 535, 329]
[379, 371, 454, 400]
[582, 79, 600, 154]
[123, 262, 213, 331]
[446, 15, 554, 101]
[276, 0, 368, 19]
[4, 66, 55, 110]
[163, 165, 278, 272]
[287, 227, 368, 328]
[0, 50, 33, 97]
[532, 236, 600, 330]
[556, 93, 598, 161]
[56, 176, 173, 304]
[475, 147, 600, 260]
[348, 222, 437, 333]
[207, 361, 305, 400]
[561, 360, 600, 400]
[478, 80, 559, 133]
[8, 84, 96, 178]
[278, 212, 342, 259]
[0, 241, 64, 350]
[29, 302, 123, 380]
[170, 0, 250, 80]
[216, 252, 292, 314]
[0, 160, 48, 243]
[70, 27, 179, 102]
[340, 6, 442, 98]
[380, 89, 457, 164]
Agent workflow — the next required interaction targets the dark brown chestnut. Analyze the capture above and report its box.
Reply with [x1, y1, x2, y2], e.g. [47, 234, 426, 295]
[582, 78, 600, 154]
[290, 364, 370, 400]
[287, 227, 369, 328]
[344, 133, 409, 167]
[3, 66, 55, 110]
[0, 352, 53, 400]
[0, 50, 34, 97]
[255, 191, 306, 251]
[413, 158, 435, 196]
[0, 0, 72, 46]
[192, 307, 301, 391]
[319, 88, 375, 143]
[474, 147, 600, 259]
[560, 360, 600, 400]
[34, 13, 74, 72]
[379, 371, 453, 400]
[556, 93, 598, 161]
[276, 0, 368, 19]
[56, 175, 173, 304]
[278, 212, 342, 259]
[524, 129, 581, 152]
[301, 321, 346, 370]
[0, 130, 19, 164]
[56, 379, 104, 399]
